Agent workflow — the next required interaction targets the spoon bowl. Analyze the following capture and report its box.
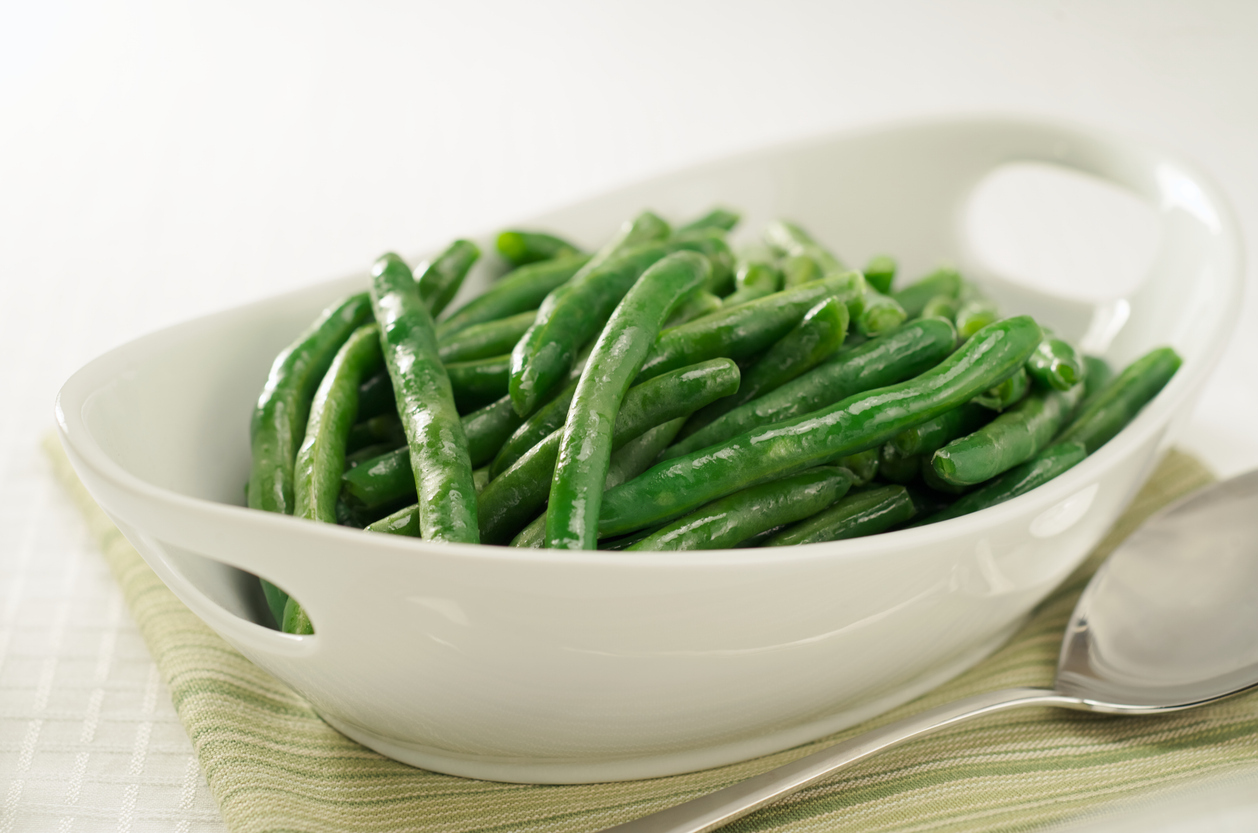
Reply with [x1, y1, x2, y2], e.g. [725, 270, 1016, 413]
[608, 468, 1258, 832]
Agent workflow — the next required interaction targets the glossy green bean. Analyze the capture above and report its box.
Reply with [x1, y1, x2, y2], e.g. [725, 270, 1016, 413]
[370, 252, 478, 543]
[855, 292, 907, 338]
[779, 254, 824, 288]
[248, 292, 373, 624]
[1056, 347, 1181, 454]
[365, 502, 420, 536]
[597, 316, 1042, 537]
[837, 447, 880, 485]
[1027, 337, 1085, 392]
[508, 418, 686, 548]
[919, 294, 959, 322]
[722, 259, 781, 307]
[663, 289, 722, 329]
[446, 354, 511, 413]
[495, 230, 582, 266]
[765, 484, 915, 546]
[435, 254, 590, 338]
[863, 255, 897, 295]
[462, 394, 525, 468]
[628, 466, 854, 551]
[636, 270, 865, 382]
[490, 380, 578, 478]
[764, 219, 845, 275]
[891, 268, 962, 319]
[584, 210, 672, 273]
[478, 358, 740, 544]
[547, 252, 710, 549]
[416, 240, 479, 318]
[889, 402, 991, 457]
[663, 317, 958, 460]
[676, 207, 741, 235]
[918, 441, 1088, 525]
[437, 311, 536, 363]
[508, 231, 733, 416]
[1081, 356, 1114, 403]
[974, 367, 1029, 411]
[954, 287, 998, 339]
[282, 323, 385, 634]
[931, 383, 1083, 486]
[681, 295, 849, 436]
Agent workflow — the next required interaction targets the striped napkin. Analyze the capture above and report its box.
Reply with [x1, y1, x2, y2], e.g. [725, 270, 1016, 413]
[45, 438, 1258, 833]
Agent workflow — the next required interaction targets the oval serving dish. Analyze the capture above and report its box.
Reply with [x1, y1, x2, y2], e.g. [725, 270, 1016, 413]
[56, 116, 1242, 784]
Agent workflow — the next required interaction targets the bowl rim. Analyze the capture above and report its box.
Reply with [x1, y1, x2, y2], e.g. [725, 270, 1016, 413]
[56, 112, 1246, 571]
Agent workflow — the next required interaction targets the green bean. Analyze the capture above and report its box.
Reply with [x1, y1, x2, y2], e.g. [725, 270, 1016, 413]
[681, 295, 850, 436]
[416, 240, 479, 318]
[509, 418, 686, 548]
[597, 316, 1042, 537]
[931, 382, 1083, 487]
[435, 254, 590, 338]
[478, 358, 741, 544]
[508, 231, 732, 416]
[1056, 347, 1181, 454]
[974, 366, 1029, 411]
[722, 259, 782, 307]
[889, 402, 991, 457]
[780, 254, 824, 288]
[954, 286, 999, 339]
[547, 252, 710, 549]
[676, 207, 741, 235]
[1026, 336, 1085, 392]
[765, 485, 915, 546]
[462, 395, 525, 468]
[636, 270, 865, 382]
[920, 458, 970, 495]
[490, 381, 578, 478]
[346, 413, 405, 453]
[863, 255, 897, 295]
[370, 252, 478, 543]
[248, 292, 373, 624]
[878, 444, 921, 484]
[344, 441, 398, 470]
[837, 448, 880, 485]
[663, 289, 722, 329]
[891, 268, 962, 319]
[365, 502, 420, 536]
[764, 219, 845, 275]
[446, 354, 510, 413]
[919, 294, 959, 322]
[1081, 356, 1114, 403]
[628, 467, 854, 551]
[855, 292, 907, 337]
[356, 367, 397, 420]
[283, 324, 384, 632]
[585, 210, 672, 273]
[918, 441, 1088, 525]
[495, 230, 582, 266]
[664, 318, 957, 460]
[341, 443, 411, 512]
[437, 311, 536, 363]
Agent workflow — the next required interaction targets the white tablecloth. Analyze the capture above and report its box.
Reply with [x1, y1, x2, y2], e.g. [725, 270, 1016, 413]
[3, 2, 1257, 830]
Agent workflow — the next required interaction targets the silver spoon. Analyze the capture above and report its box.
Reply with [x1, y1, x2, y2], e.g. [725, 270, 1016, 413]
[603, 469, 1258, 833]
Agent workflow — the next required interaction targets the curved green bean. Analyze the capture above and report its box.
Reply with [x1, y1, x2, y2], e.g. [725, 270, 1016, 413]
[837, 447, 880, 485]
[598, 316, 1042, 537]
[765, 485, 915, 546]
[855, 291, 907, 337]
[495, 230, 581, 266]
[627, 467, 854, 551]
[891, 268, 961, 319]
[974, 366, 1029, 411]
[370, 252, 478, 543]
[478, 358, 740, 544]
[636, 270, 865, 382]
[918, 440, 1088, 525]
[547, 252, 710, 549]
[416, 239, 479, 318]
[1027, 337, 1085, 392]
[722, 259, 781, 307]
[1056, 347, 1181, 454]
[889, 402, 992, 457]
[436, 254, 589, 338]
[462, 394, 525, 468]
[437, 311, 536, 363]
[664, 317, 957, 459]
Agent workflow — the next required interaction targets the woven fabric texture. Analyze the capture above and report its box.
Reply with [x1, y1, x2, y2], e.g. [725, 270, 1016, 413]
[44, 438, 1258, 833]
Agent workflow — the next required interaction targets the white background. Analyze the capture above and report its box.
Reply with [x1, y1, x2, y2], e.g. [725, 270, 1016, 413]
[2, 1, 1257, 830]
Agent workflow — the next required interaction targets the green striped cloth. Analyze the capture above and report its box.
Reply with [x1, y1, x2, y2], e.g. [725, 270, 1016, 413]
[45, 438, 1258, 833]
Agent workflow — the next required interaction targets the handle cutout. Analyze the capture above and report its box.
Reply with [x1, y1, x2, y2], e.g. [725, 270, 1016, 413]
[961, 162, 1160, 303]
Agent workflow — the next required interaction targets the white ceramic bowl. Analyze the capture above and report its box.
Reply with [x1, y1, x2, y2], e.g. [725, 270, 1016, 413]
[56, 117, 1242, 784]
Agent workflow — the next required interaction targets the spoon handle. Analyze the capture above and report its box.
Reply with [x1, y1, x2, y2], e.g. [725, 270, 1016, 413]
[601, 687, 1078, 833]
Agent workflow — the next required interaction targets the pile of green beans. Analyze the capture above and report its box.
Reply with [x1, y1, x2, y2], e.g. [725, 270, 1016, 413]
[244, 208, 1181, 633]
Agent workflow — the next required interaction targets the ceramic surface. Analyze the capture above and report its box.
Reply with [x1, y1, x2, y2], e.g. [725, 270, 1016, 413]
[56, 117, 1242, 783]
